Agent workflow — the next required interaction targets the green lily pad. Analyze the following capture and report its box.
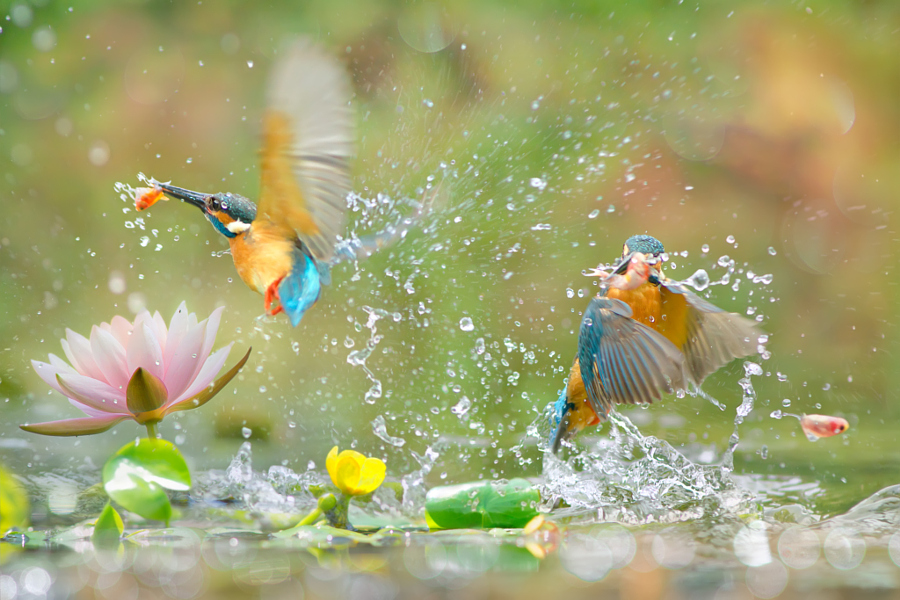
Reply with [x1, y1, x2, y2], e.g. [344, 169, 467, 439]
[425, 478, 540, 530]
[92, 502, 124, 546]
[0, 464, 29, 534]
[102, 438, 191, 525]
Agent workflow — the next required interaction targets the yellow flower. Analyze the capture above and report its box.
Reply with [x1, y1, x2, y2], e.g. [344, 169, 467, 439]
[326, 446, 386, 496]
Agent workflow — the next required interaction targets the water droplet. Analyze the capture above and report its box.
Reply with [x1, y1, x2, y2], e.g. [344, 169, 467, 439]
[372, 415, 405, 447]
[451, 396, 472, 417]
[588, 209, 600, 219]
[422, 98, 434, 108]
[726, 235, 736, 244]
[686, 269, 710, 291]
[459, 317, 474, 332]
[529, 177, 547, 190]
[606, 204, 616, 213]
[782, 399, 791, 407]
[241, 427, 252, 439]
[768, 246, 777, 256]
[566, 288, 575, 298]
[701, 244, 710, 253]
[247, 60, 254, 68]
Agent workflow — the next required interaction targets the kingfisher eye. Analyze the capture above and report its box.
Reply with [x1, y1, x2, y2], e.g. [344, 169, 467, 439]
[208, 197, 220, 211]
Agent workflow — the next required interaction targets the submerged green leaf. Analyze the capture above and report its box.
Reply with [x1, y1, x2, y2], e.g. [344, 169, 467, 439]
[102, 438, 191, 524]
[92, 502, 124, 546]
[425, 478, 540, 530]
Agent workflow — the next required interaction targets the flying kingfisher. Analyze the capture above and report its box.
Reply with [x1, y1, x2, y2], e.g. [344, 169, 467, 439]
[132, 41, 354, 326]
[550, 234, 762, 453]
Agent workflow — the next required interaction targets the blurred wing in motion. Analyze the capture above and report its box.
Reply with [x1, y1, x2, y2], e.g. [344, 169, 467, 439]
[578, 297, 687, 418]
[658, 279, 761, 385]
[259, 40, 355, 262]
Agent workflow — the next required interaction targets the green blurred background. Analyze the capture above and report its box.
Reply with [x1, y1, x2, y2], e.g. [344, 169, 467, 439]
[1, 0, 898, 513]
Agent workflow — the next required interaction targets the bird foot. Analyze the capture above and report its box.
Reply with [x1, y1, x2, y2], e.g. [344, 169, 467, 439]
[264, 276, 286, 316]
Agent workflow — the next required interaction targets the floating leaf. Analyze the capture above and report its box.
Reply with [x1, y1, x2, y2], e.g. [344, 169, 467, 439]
[425, 478, 540, 530]
[102, 438, 191, 525]
[92, 502, 124, 546]
[0, 464, 29, 535]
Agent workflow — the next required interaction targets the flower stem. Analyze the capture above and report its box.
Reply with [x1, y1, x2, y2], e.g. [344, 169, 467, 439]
[297, 507, 322, 527]
[324, 493, 354, 531]
[145, 422, 159, 439]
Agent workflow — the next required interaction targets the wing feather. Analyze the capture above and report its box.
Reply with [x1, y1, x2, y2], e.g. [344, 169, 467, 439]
[578, 297, 687, 418]
[259, 40, 355, 262]
[659, 279, 761, 384]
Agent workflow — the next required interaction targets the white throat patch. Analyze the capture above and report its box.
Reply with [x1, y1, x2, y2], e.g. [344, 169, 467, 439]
[226, 220, 251, 234]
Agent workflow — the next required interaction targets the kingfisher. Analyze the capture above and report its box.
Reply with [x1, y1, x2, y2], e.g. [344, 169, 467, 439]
[550, 234, 762, 453]
[132, 41, 354, 326]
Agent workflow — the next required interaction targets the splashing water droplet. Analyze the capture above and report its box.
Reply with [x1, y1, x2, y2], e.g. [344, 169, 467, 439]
[588, 209, 600, 219]
[372, 415, 405, 447]
[686, 269, 710, 291]
[451, 396, 472, 417]
[529, 177, 547, 190]
[459, 316, 475, 332]
[241, 427, 252, 439]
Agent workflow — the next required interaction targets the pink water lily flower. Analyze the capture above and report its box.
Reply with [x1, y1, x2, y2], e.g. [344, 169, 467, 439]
[21, 302, 251, 437]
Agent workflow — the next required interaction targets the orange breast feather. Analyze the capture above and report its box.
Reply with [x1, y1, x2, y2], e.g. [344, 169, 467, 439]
[228, 222, 296, 295]
[607, 283, 662, 329]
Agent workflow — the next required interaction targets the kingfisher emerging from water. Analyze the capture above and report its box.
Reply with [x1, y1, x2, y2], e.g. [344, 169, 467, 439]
[550, 234, 762, 453]
[132, 41, 354, 326]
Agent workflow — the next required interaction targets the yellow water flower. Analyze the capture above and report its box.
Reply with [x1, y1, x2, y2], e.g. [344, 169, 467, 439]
[326, 446, 386, 496]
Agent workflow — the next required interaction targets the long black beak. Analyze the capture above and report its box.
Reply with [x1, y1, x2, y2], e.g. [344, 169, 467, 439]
[157, 183, 208, 211]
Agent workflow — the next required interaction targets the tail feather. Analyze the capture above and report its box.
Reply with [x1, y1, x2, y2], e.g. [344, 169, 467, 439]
[549, 390, 571, 455]
[278, 250, 322, 326]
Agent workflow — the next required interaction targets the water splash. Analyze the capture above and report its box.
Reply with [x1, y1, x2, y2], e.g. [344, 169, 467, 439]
[538, 412, 755, 524]
[372, 414, 406, 447]
[346, 306, 400, 405]
[721, 361, 763, 472]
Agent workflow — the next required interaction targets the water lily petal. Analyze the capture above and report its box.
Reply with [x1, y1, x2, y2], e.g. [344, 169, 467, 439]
[108, 315, 134, 348]
[326, 446, 340, 484]
[167, 346, 250, 414]
[69, 398, 114, 418]
[47, 353, 77, 375]
[56, 372, 128, 414]
[162, 321, 207, 400]
[126, 367, 169, 415]
[172, 344, 232, 404]
[152, 311, 168, 350]
[163, 302, 190, 374]
[127, 322, 165, 381]
[189, 306, 224, 383]
[63, 329, 106, 381]
[355, 458, 386, 495]
[90, 326, 131, 390]
[31, 360, 68, 395]
[335, 453, 362, 495]
[33, 355, 78, 396]
[20, 415, 128, 437]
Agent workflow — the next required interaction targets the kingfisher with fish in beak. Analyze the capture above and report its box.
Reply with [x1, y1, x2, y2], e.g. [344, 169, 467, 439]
[550, 234, 763, 453]
[130, 41, 354, 327]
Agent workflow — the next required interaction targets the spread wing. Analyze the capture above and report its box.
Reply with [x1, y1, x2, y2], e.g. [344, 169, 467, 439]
[578, 297, 687, 418]
[658, 279, 761, 385]
[259, 40, 355, 262]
